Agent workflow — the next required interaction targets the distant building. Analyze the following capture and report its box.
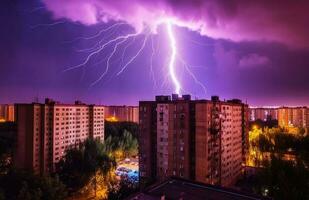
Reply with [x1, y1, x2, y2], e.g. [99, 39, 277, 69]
[139, 95, 249, 187]
[278, 107, 309, 128]
[249, 107, 278, 121]
[0, 104, 15, 122]
[104, 105, 139, 123]
[250, 106, 309, 129]
[14, 98, 105, 174]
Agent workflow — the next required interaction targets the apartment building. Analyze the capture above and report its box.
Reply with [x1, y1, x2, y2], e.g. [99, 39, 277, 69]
[278, 107, 308, 127]
[139, 95, 249, 187]
[249, 107, 278, 121]
[104, 105, 139, 123]
[250, 106, 309, 129]
[14, 98, 104, 174]
[0, 104, 15, 122]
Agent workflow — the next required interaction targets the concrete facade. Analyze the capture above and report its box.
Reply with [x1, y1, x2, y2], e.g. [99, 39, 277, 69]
[278, 107, 308, 128]
[14, 99, 104, 174]
[139, 95, 249, 187]
[0, 104, 15, 122]
[104, 105, 139, 123]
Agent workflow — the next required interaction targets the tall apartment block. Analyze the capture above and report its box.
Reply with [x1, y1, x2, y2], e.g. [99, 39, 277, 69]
[14, 98, 105, 174]
[139, 95, 249, 187]
[104, 105, 139, 123]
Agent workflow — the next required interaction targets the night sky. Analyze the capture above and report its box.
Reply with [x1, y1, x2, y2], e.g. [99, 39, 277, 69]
[1, 0, 309, 106]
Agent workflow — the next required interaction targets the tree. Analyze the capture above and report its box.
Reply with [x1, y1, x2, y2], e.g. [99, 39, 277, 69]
[121, 130, 138, 157]
[103, 123, 139, 160]
[39, 175, 67, 200]
[0, 137, 13, 175]
[105, 121, 139, 139]
[255, 156, 309, 200]
[108, 176, 139, 200]
[0, 170, 67, 200]
[56, 138, 116, 197]
[246, 126, 309, 199]
[56, 148, 87, 189]
[17, 181, 42, 200]
[273, 133, 296, 152]
[83, 138, 116, 198]
[258, 134, 272, 152]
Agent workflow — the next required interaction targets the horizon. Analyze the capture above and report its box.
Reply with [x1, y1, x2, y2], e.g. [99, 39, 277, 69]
[1, 94, 309, 108]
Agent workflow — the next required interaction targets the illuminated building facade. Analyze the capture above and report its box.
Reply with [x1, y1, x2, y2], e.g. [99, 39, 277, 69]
[14, 98, 104, 174]
[250, 106, 309, 128]
[104, 105, 139, 123]
[278, 107, 309, 128]
[249, 107, 278, 121]
[0, 104, 15, 122]
[139, 95, 249, 187]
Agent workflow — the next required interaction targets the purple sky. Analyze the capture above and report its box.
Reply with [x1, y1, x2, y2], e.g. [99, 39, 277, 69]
[1, 0, 309, 106]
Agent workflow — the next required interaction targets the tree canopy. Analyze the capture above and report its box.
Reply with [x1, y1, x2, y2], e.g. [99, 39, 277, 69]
[56, 138, 116, 192]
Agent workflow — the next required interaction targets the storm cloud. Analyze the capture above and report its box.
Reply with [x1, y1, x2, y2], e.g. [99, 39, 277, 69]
[43, 0, 309, 47]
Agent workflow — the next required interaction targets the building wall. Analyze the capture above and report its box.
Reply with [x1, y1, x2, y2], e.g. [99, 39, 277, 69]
[14, 101, 105, 174]
[167, 101, 192, 180]
[14, 104, 38, 173]
[104, 106, 139, 123]
[0, 104, 15, 122]
[139, 95, 248, 187]
[278, 107, 308, 128]
[139, 102, 157, 182]
[156, 103, 169, 180]
[220, 104, 243, 186]
[278, 107, 289, 127]
[250, 108, 278, 121]
[195, 103, 210, 183]
[242, 104, 250, 165]
[306, 109, 309, 128]
[195, 102, 245, 186]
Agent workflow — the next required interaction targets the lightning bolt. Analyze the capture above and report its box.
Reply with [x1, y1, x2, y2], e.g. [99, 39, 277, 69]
[74, 25, 124, 53]
[166, 21, 181, 95]
[66, 22, 127, 43]
[29, 18, 205, 94]
[63, 32, 140, 73]
[117, 34, 149, 76]
[30, 20, 66, 29]
[29, 4, 209, 95]
[179, 57, 207, 95]
[90, 37, 128, 86]
[28, 6, 45, 13]
[121, 37, 136, 63]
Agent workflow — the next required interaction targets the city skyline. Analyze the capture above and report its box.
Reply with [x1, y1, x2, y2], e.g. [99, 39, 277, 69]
[1, 0, 309, 106]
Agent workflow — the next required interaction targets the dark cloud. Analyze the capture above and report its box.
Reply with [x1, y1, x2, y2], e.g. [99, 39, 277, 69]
[1, 0, 309, 106]
[43, 0, 309, 47]
[239, 54, 270, 68]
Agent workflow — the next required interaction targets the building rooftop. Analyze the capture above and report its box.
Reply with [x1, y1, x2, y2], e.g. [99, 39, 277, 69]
[140, 94, 247, 107]
[15, 98, 105, 107]
[128, 178, 267, 200]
